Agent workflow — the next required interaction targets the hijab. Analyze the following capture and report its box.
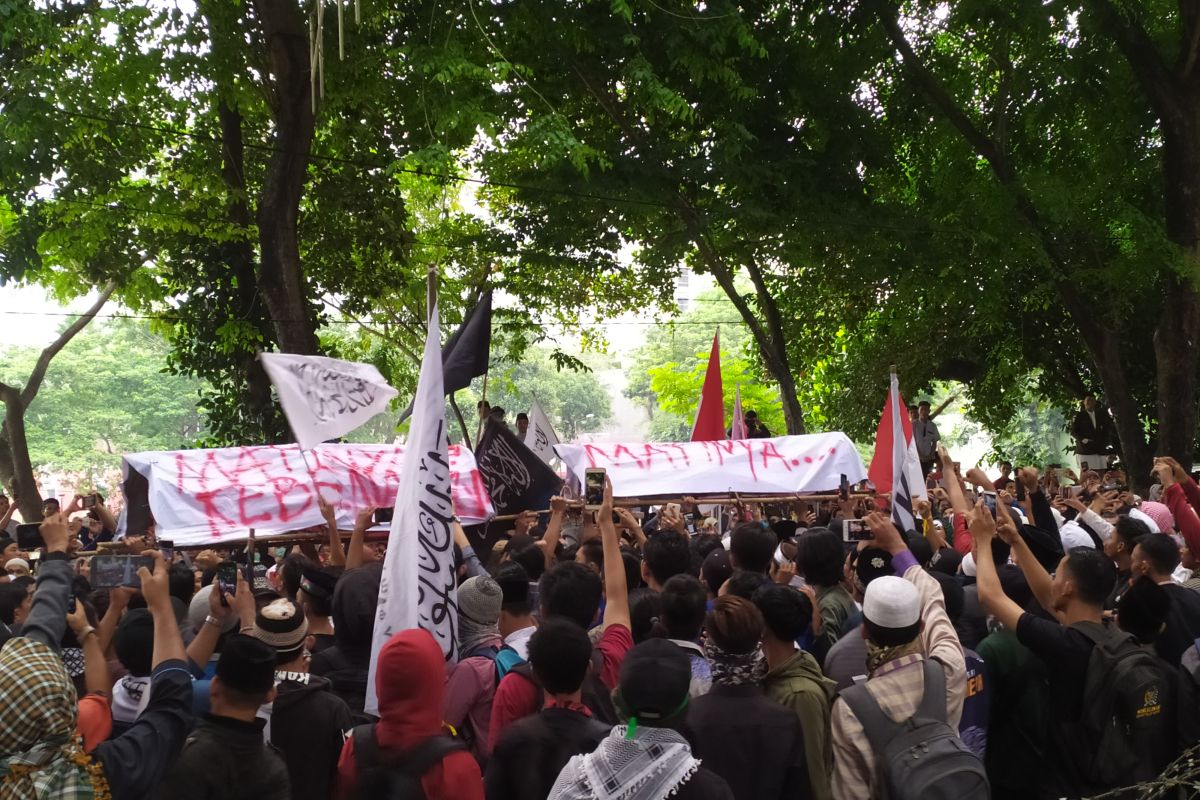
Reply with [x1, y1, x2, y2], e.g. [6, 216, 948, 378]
[0, 638, 107, 799]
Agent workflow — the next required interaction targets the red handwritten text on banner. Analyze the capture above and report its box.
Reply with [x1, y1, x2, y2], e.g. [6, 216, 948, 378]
[555, 433, 867, 498]
[123, 444, 493, 545]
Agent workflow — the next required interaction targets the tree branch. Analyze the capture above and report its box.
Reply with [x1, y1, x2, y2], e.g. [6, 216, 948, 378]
[20, 281, 116, 407]
[1084, 0, 1178, 117]
[877, 6, 1017, 182]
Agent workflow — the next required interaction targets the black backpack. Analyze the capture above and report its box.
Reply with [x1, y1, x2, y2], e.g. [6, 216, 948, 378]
[1058, 621, 1174, 789]
[352, 724, 466, 800]
[840, 659, 989, 800]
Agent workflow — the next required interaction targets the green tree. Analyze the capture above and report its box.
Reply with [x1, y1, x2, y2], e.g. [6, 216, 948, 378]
[0, 318, 204, 480]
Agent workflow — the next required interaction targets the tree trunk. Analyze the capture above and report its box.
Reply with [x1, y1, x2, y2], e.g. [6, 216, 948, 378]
[1153, 99, 1200, 470]
[217, 97, 280, 438]
[252, 0, 319, 355]
[1088, 329, 1154, 491]
[0, 387, 41, 521]
[675, 201, 807, 435]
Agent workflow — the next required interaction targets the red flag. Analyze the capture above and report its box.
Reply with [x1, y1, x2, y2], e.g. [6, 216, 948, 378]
[730, 385, 748, 440]
[691, 332, 725, 441]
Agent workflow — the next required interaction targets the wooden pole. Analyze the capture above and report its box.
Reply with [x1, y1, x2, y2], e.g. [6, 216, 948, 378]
[449, 393, 473, 449]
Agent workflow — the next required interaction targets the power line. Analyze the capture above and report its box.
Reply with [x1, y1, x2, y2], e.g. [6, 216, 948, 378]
[0, 308, 748, 327]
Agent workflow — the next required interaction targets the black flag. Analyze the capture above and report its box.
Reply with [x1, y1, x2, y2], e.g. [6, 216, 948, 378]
[474, 418, 563, 516]
[443, 289, 493, 394]
[398, 290, 493, 421]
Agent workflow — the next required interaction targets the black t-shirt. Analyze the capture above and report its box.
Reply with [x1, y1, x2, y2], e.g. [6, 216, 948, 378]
[1158, 584, 1200, 666]
[1016, 612, 1095, 722]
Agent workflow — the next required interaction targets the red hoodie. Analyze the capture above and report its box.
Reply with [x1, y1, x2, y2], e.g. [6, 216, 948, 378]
[337, 629, 483, 800]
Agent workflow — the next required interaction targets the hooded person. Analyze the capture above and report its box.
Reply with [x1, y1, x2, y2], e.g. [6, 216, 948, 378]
[1, 524, 194, 800]
[249, 598, 353, 800]
[309, 561, 382, 717]
[549, 639, 734, 800]
[689, 596, 811, 800]
[443, 575, 505, 764]
[337, 628, 483, 800]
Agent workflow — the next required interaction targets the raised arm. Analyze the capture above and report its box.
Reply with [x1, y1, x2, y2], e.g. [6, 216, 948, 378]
[94, 550, 196, 800]
[320, 495, 347, 567]
[345, 507, 375, 571]
[599, 478, 630, 632]
[68, 597, 111, 696]
[94, 494, 119, 534]
[541, 496, 569, 572]
[969, 502, 1025, 633]
[452, 519, 487, 579]
[186, 570, 252, 672]
[1158, 461, 1200, 558]
[865, 512, 966, 724]
[22, 513, 72, 651]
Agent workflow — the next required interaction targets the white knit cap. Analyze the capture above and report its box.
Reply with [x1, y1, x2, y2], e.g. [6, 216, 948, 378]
[862, 575, 921, 629]
[961, 552, 977, 578]
[4, 558, 29, 572]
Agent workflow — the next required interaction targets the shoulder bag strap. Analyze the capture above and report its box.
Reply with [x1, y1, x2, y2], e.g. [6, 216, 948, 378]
[840, 682, 902, 754]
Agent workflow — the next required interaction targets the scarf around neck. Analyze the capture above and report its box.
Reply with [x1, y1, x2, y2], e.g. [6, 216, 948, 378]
[865, 638, 923, 675]
[550, 725, 700, 800]
[702, 638, 767, 687]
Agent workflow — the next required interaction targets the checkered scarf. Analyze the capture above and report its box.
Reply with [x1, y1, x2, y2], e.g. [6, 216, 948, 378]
[549, 726, 700, 800]
[0, 638, 104, 799]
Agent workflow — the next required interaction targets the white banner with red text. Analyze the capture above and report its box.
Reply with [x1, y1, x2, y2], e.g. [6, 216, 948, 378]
[121, 443, 494, 545]
[554, 433, 867, 498]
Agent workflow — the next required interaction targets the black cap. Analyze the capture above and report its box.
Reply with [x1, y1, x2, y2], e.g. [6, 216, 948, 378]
[114, 608, 155, 676]
[855, 547, 894, 588]
[617, 640, 691, 722]
[216, 635, 277, 695]
[299, 567, 338, 601]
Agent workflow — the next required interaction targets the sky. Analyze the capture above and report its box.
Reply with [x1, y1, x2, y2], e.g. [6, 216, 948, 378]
[0, 284, 112, 348]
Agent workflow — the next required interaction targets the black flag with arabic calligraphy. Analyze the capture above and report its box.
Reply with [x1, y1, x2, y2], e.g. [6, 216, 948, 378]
[474, 418, 563, 516]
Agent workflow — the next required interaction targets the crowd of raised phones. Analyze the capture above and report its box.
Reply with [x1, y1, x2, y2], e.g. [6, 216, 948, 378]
[0, 442, 1198, 800]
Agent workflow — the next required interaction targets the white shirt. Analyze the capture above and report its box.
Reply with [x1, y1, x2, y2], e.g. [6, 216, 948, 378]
[503, 625, 536, 660]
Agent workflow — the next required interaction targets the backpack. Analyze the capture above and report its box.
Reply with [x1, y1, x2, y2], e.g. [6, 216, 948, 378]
[351, 723, 466, 800]
[509, 649, 617, 724]
[840, 659, 989, 800]
[1060, 621, 1174, 789]
[494, 644, 525, 682]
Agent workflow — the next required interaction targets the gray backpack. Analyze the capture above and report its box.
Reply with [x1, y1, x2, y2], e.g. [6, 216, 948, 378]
[840, 659, 989, 800]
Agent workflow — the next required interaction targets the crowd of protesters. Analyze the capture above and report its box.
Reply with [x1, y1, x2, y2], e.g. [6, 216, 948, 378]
[4, 399, 1200, 799]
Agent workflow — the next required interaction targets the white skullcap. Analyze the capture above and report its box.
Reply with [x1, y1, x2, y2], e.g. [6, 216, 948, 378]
[5, 558, 29, 571]
[862, 575, 921, 629]
[961, 552, 977, 577]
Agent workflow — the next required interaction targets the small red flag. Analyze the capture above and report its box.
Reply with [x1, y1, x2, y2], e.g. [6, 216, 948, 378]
[691, 332, 725, 442]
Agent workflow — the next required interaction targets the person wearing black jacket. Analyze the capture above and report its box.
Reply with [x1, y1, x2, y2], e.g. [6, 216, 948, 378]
[309, 561, 382, 718]
[1071, 395, 1114, 471]
[485, 619, 610, 800]
[164, 635, 290, 800]
[689, 596, 811, 800]
[251, 598, 354, 800]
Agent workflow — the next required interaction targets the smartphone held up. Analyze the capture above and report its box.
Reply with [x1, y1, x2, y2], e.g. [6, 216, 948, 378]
[843, 518, 873, 543]
[585, 468, 606, 509]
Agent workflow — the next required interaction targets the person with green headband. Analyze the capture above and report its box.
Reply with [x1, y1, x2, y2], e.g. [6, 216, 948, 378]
[549, 639, 733, 800]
